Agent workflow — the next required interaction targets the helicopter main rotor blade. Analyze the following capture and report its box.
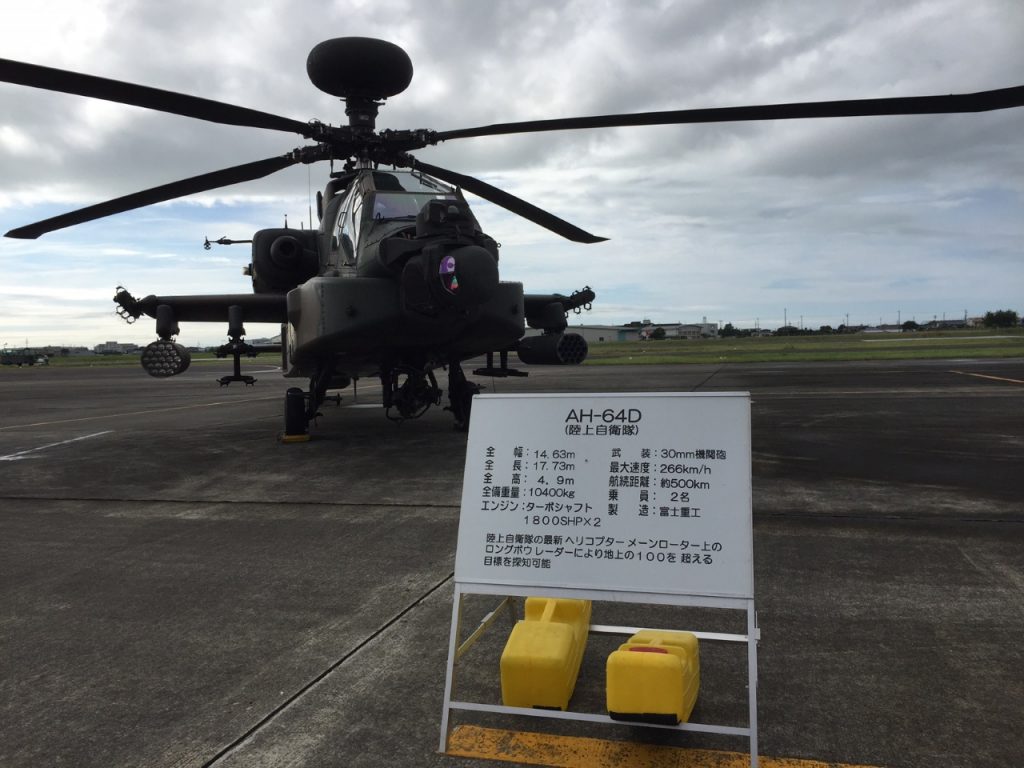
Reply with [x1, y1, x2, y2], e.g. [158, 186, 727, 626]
[0, 58, 313, 136]
[435, 85, 1024, 141]
[407, 159, 607, 244]
[5, 154, 300, 239]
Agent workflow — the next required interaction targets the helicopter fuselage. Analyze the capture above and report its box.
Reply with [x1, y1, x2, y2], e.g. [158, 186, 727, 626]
[112, 165, 592, 430]
[276, 168, 526, 381]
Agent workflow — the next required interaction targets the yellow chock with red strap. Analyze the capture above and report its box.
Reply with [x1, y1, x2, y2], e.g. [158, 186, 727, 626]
[606, 629, 700, 724]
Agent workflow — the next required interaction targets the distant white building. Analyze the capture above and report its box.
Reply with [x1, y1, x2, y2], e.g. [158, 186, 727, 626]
[640, 322, 719, 340]
[862, 324, 902, 334]
[526, 322, 718, 342]
[93, 341, 140, 354]
[925, 319, 968, 330]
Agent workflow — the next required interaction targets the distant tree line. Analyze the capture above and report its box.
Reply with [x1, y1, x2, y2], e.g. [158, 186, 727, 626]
[716, 311, 1020, 337]
[720, 323, 868, 337]
[983, 309, 1019, 328]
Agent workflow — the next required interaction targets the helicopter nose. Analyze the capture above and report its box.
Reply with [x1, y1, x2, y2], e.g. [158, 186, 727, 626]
[438, 245, 498, 308]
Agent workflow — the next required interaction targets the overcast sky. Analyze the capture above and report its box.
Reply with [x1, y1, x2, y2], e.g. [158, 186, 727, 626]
[1, 0, 1022, 347]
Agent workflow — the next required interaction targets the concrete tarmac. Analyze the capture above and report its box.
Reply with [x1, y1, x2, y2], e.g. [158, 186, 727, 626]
[1, 358, 1021, 767]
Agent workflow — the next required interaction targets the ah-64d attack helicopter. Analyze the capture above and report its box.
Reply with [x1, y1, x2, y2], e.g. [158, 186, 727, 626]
[3, 38, 1022, 436]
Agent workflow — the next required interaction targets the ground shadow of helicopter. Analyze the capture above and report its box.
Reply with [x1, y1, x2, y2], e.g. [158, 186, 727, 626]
[2, 38, 1021, 437]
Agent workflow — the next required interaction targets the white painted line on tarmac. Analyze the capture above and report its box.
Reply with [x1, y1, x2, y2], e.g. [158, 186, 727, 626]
[753, 451, 817, 463]
[0, 397, 280, 431]
[0, 380, 387, 431]
[949, 370, 1024, 385]
[0, 430, 114, 461]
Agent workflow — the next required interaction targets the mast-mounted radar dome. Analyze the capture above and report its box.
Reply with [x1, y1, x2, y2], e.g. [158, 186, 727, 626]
[306, 37, 413, 100]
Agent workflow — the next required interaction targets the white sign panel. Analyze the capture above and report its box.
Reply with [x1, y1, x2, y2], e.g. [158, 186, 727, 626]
[455, 393, 753, 599]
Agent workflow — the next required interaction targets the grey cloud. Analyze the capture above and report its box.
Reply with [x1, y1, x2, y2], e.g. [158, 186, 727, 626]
[1, 0, 1022, 343]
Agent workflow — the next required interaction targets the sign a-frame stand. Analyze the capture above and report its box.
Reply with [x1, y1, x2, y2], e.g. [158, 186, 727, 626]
[440, 393, 759, 766]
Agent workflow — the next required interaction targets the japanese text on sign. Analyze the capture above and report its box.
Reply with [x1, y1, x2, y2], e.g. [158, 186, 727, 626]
[455, 393, 753, 599]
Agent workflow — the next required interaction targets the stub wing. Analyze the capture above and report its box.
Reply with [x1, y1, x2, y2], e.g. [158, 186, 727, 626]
[114, 289, 286, 325]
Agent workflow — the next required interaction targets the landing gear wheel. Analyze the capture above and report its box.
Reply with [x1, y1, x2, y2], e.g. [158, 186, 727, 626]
[282, 387, 310, 443]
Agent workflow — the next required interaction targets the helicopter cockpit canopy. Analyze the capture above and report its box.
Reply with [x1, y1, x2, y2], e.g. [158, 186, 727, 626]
[331, 169, 459, 253]
[370, 171, 457, 221]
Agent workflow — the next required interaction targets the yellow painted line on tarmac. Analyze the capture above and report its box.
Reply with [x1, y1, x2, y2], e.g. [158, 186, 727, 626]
[949, 370, 1024, 385]
[446, 725, 881, 768]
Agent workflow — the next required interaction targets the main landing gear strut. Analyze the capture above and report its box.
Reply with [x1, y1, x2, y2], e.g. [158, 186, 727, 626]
[280, 358, 488, 442]
[282, 361, 341, 443]
[445, 361, 481, 432]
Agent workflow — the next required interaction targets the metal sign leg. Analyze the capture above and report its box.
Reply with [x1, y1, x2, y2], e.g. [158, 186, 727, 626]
[439, 586, 464, 753]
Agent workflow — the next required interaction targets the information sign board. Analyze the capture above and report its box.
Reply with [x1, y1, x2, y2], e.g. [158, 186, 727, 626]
[455, 392, 752, 599]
